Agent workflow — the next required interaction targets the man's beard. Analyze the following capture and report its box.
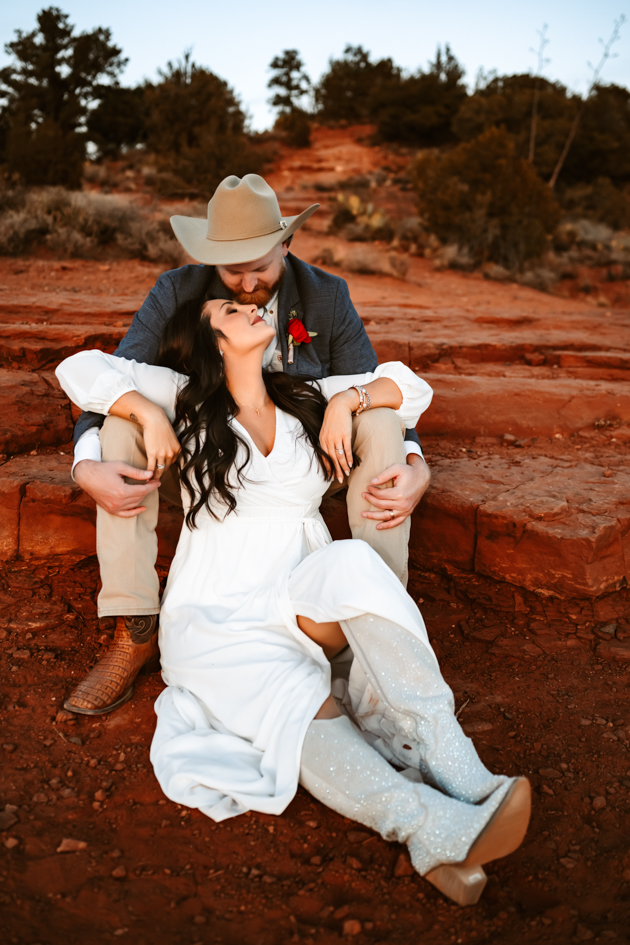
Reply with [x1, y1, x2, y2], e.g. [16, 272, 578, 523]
[218, 261, 286, 308]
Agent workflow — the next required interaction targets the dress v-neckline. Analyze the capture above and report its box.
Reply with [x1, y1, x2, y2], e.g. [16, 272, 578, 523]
[232, 405, 279, 460]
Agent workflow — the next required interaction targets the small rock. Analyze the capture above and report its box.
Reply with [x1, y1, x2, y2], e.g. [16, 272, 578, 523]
[310, 856, 322, 865]
[539, 768, 562, 780]
[342, 919, 362, 936]
[592, 796, 606, 811]
[49, 777, 62, 790]
[559, 857, 576, 869]
[306, 820, 319, 828]
[462, 721, 493, 733]
[94, 790, 107, 802]
[334, 906, 351, 920]
[580, 719, 592, 726]
[603, 469, 613, 478]
[347, 830, 371, 844]
[113, 929, 128, 937]
[575, 924, 595, 941]
[55, 709, 76, 723]
[2, 744, 16, 753]
[541, 785, 555, 796]
[13, 649, 30, 659]
[111, 865, 127, 879]
[31, 792, 47, 804]
[67, 736, 83, 746]
[503, 434, 517, 443]
[0, 810, 18, 831]
[4, 837, 19, 849]
[249, 868, 261, 878]
[394, 852, 415, 877]
[346, 857, 363, 871]
[262, 875, 276, 883]
[57, 837, 87, 853]
[59, 788, 76, 799]
[109, 849, 123, 858]
[193, 915, 206, 925]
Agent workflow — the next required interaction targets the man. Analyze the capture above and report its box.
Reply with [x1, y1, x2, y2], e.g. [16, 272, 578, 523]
[66, 174, 431, 716]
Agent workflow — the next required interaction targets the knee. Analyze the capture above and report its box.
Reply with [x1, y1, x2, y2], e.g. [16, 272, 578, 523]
[353, 407, 404, 440]
[100, 415, 144, 464]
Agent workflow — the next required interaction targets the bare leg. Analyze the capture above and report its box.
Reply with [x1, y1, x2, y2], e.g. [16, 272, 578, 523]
[296, 614, 347, 661]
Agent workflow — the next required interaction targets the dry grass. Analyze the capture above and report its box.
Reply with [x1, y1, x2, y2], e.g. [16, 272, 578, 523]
[0, 186, 184, 265]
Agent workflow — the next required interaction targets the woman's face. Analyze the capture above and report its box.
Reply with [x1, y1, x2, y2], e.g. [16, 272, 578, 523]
[203, 298, 276, 356]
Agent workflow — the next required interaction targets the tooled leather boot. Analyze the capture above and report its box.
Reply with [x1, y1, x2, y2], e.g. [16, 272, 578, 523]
[64, 615, 160, 716]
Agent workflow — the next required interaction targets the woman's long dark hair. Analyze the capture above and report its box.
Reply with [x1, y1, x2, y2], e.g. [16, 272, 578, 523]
[157, 298, 335, 528]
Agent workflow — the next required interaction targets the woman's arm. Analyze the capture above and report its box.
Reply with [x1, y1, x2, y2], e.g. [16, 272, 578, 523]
[315, 363, 433, 482]
[55, 350, 183, 423]
[56, 350, 185, 478]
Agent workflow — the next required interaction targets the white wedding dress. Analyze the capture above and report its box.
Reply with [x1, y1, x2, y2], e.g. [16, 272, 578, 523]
[57, 353, 439, 821]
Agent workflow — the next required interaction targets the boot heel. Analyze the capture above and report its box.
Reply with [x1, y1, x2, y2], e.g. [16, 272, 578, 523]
[424, 864, 487, 906]
[140, 655, 161, 676]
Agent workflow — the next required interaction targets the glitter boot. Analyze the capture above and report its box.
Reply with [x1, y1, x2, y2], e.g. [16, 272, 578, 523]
[342, 614, 507, 803]
[300, 715, 530, 905]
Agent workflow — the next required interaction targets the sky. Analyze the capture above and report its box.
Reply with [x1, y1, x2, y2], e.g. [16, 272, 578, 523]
[1, 1, 628, 130]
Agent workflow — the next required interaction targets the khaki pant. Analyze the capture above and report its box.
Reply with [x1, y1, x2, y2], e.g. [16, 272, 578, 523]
[97, 408, 410, 617]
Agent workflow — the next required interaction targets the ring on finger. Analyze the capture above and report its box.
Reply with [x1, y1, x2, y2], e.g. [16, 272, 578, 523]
[335, 447, 345, 454]
[388, 509, 395, 519]
[156, 463, 166, 469]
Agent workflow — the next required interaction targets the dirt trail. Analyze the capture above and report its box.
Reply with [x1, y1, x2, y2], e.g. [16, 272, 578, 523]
[1, 126, 630, 944]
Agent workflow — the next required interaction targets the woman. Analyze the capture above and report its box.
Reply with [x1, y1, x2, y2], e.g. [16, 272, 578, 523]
[56, 297, 531, 906]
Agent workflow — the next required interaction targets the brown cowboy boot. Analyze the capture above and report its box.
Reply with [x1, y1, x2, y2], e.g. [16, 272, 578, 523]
[64, 615, 160, 716]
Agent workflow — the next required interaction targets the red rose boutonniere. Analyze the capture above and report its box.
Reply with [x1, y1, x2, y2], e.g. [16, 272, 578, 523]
[287, 312, 317, 363]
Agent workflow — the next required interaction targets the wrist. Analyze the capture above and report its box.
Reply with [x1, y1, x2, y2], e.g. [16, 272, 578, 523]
[331, 389, 359, 411]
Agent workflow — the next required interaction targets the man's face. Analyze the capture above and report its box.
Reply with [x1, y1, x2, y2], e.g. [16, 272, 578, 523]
[216, 241, 289, 308]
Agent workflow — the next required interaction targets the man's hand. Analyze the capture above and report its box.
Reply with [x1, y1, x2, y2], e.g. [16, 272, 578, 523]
[361, 454, 431, 530]
[73, 460, 160, 518]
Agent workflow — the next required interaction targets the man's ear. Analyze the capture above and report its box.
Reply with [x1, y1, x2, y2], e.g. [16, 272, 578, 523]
[281, 237, 292, 257]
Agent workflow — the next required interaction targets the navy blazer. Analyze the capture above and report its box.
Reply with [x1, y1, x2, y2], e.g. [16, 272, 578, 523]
[74, 254, 421, 451]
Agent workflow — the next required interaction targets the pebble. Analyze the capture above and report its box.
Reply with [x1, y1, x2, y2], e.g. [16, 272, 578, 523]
[0, 810, 18, 830]
[539, 768, 562, 779]
[262, 875, 276, 884]
[67, 736, 83, 746]
[347, 830, 371, 844]
[310, 856, 322, 865]
[603, 469, 613, 478]
[59, 788, 76, 799]
[94, 790, 107, 802]
[342, 919, 362, 936]
[193, 916, 206, 925]
[57, 837, 87, 853]
[31, 792, 47, 804]
[347, 857, 363, 871]
[559, 857, 576, 869]
[2, 744, 16, 753]
[394, 853, 415, 877]
[4, 837, 19, 850]
[111, 865, 127, 879]
[592, 796, 607, 811]
[541, 785, 555, 796]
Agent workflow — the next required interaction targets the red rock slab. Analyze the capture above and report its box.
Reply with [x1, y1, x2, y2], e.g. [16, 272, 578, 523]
[0, 299, 137, 325]
[0, 324, 126, 369]
[0, 370, 73, 453]
[417, 374, 630, 439]
[411, 455, 630, 597]
[0, 454, 183, 562]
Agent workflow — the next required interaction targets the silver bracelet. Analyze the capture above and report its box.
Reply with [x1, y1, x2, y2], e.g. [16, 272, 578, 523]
[350, 384, 371, 416]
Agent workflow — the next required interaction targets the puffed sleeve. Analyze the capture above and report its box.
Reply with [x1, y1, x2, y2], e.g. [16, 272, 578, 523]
[55, 350, 184, 424]
[312, 362, 433, 429]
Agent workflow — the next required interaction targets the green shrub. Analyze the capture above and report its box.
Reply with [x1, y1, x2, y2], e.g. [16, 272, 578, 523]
[412, 127, 560, 270]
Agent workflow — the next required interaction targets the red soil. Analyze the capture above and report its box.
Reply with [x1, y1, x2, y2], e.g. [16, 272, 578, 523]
[1, 125, 630, 944]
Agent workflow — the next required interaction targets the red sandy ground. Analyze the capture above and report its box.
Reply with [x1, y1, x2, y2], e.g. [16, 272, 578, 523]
[1, 127, 630, 944]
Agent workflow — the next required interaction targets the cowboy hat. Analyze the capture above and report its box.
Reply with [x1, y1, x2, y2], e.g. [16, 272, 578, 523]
[170, 174, 319, 266]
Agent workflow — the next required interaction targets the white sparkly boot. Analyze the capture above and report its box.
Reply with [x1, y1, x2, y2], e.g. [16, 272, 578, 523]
[300, 715, 530, 906]
[341, 614, 507, 804]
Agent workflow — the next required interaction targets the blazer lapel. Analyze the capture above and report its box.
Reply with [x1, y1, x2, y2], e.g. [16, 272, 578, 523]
[277, 256, 303, 374]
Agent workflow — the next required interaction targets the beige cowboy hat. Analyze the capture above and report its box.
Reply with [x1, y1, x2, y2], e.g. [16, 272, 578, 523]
[170, 174, 319, 266]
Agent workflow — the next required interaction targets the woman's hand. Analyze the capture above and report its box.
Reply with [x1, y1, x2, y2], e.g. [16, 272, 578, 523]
[319, 390, 358, 482]
[109, 391, 181, 480]
[141, 405, 181, 478]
